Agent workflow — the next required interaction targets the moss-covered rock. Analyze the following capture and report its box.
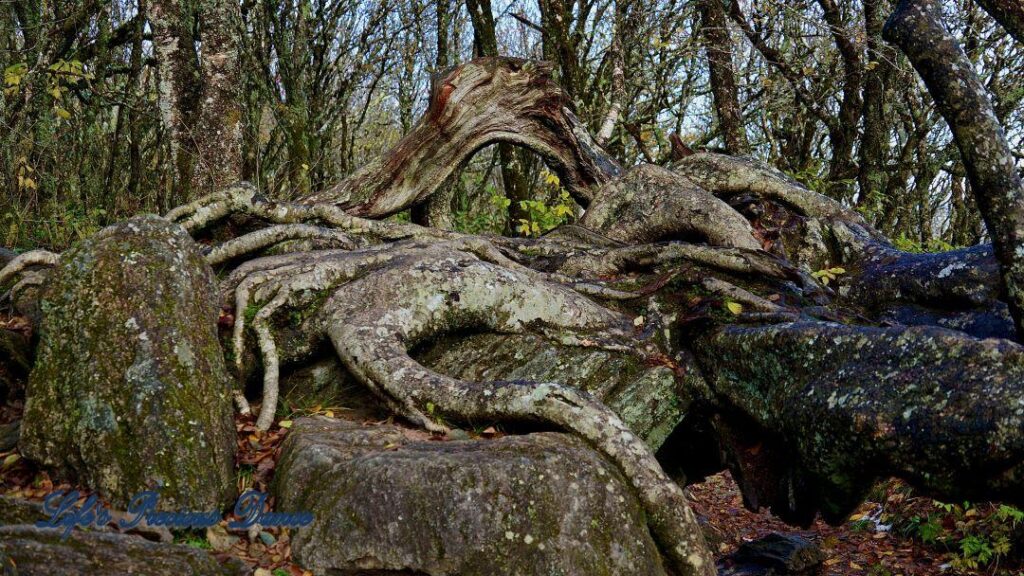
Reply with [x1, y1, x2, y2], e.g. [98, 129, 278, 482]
[19, 215, 236, 511]
[0, 525, 243, 575]
[274, 417, 668, 576]
[0, 496, 45, 526]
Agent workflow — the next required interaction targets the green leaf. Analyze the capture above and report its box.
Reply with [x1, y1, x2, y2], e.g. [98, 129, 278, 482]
[3, 63, 27, 87]
[725, 301, 744, 315]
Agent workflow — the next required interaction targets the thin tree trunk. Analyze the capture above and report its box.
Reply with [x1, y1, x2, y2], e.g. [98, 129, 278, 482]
[436, 0, 450, 68]
[698, 0, 748, 155]
[974, 0, 1024, 45]
[857, 0, 892, 209]
[817, 0, 863, 201]
[466, 0, 535, 232]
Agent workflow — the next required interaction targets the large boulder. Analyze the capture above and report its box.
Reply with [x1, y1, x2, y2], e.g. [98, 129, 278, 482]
[274, 417, 669, 575]
[19, 215, 236, 511]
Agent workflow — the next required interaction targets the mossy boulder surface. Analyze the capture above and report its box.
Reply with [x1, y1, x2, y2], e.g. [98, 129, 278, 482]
[274, 417, 668, 576]
[0, 525, 243, 575]
[19, 215, 236, 511]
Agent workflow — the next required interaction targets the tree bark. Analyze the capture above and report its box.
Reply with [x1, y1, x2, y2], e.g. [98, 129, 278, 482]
[304, 58, 621, 216]
[148, 0, 243, 203]
[974, 0, 1024, 45]
[857, 0, 893, 209]
[699, 0, 748, 155]
[885, 0, 1024, 339]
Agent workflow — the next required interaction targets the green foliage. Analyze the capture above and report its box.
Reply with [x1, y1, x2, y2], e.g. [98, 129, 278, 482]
[893, 234, 956, 254]
[907, 515, 943, 544]
[452, 191, 509, 235]
[884, 488, 1024, 573]
[848, 518, 874, 533]
[811, 266, 846, 286]
[173, 529, 212, 550]
[236, 464, 255, 492]
[516, 190, 575, 237]
[3, 63, 28, 95]
[782, 160, 853, 199]
[867, 563, 894, 576]
[387, 210, 411, 223]
[2, 201, 108, 250]
[243, 303, 262, 324]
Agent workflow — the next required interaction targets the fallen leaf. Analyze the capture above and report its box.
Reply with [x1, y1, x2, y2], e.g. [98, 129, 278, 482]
[207, 524, 240, 552]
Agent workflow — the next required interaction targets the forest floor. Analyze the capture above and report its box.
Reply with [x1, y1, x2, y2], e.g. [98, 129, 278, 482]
[691, 473, 953, 575]
[4, 404, 1021, 575]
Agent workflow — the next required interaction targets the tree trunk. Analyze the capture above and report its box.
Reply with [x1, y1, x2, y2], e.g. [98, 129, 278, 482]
[148, 0, 243, 203]
[817, 0, 863, 201]
[885, 0, 1024, 339]
[304, 58, 621, 215]
[699, 0, 748, 155]
[467, 0, 537, 231]
[974, 0, 1024, 45]
[857, 0, 893, 209]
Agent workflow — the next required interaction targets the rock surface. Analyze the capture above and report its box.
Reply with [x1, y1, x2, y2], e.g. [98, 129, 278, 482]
[0, 496, 45, 526]
[0, 420, 18, 452]
[19, 215, 236, 511]
[280, 332, 692, 451]
[274, 417, 669, 576]
[0, 525, 242, 576]
[0, 328, 31, 400]
[718, 533, 823, 575]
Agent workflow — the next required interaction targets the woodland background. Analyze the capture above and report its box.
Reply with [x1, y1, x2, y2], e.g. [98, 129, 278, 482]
[2, 0, 1022, 251]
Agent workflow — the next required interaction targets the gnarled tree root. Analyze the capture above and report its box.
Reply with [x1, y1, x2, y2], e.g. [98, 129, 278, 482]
[322, 247, 715, 576]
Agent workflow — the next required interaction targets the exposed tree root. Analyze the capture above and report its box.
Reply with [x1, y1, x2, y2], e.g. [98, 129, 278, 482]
[166, 183, 454, 244]
[582, 164, 762, 249]
[204, 224, 360, 266]
[12, 55, 1024, 574]
[0, 250, 60, 287]
[322, 247, 714, 575]
[671, 152, 873, 226]
[694, 321, 1024, 523]
[557, 240, 803, 281]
